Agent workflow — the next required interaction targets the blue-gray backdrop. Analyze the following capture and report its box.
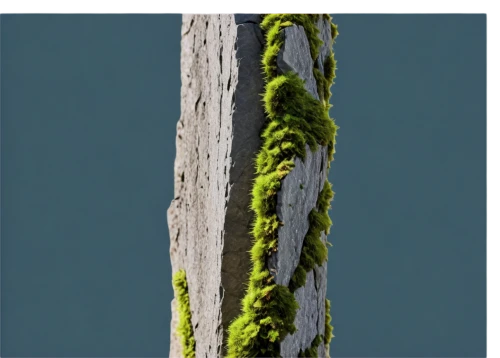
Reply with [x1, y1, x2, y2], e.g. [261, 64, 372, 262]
[1, 14, 486, 357]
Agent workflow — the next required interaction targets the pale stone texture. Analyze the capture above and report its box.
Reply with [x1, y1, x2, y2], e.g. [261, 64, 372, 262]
[168, 14, 265, 357]
[169, 299, 182, 358]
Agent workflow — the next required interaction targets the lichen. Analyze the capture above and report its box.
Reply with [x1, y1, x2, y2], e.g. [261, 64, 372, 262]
[173, 269, 196, 358]
[226, 14, 338, 357]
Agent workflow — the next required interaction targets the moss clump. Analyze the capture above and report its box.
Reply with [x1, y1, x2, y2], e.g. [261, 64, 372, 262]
[227, 14, 338, 357]
[173, 270, 195, 358]
[227, 284, 298, 357]
[262, 73, 337, 165]
[261, 13, 323, 78]
[289, 183, 334, 292]
[298, 334, 324, 357]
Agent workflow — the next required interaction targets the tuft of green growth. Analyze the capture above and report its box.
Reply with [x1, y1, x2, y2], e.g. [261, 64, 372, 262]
[325, 299, 334, 353]
[227, 14, 338, 357]
[331, 22, 339, 41]
[261, 18, 289, 79]
[261, 13, 323, 77]
[173, 270, 195, 358]
[289, 183, 334, 292]
[262, 73, 337, 164]
[322, 13, 339, 42]
[298, 334, 324, 357]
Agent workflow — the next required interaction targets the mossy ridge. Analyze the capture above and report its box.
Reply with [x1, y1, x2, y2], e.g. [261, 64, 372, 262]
[261, 14, 322, 79]
[324, 299, 334, 357]
[289, 13, 338, 354]
[289, 182, 333, 292]
[173, 269, 196, 358]
[226, 14, 337, 358]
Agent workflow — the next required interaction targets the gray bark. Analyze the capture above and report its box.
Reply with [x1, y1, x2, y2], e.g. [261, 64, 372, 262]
[168, 14, 332, 358]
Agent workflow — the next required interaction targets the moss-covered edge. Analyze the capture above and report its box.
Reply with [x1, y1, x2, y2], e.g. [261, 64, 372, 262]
[226, 14, 338, 357]
[173, 269, 196, 358]
[289, 181, 333, 292]
[325, 298, 334, 354]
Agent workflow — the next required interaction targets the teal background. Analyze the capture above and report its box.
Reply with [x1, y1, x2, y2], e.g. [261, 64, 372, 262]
[2, 0, 495, 10]
[1, 14, 486, 357]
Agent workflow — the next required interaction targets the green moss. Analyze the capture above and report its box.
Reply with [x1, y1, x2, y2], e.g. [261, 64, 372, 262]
[313, 68, 326, 103]
[226, 14, 338, 357]
[289, 183, 333, 292]
[261, 14, 322, 61]
[298, 334, 323, 357]
[173, 270, 196, 358]
[262, 73, 338, 166]
[325, 299, 334, 352]
[324, 52, 336, 84]
[331, 22, 339, 41]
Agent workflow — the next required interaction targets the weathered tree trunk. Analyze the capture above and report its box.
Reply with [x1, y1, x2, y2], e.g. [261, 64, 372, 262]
[168, 14, 335, 358]
[168, 14, 266, 357]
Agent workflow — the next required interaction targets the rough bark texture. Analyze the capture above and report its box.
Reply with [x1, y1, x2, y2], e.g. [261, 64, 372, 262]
[169, 298, 182, 358]
[169, 14, 333, 358]
[168, 14, 265, 357]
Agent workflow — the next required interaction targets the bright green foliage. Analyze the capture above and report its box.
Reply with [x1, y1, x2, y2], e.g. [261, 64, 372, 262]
[261, 18, 288, 79]
[173, 270, 196, 358]
[298, 334, 324, 357]
[227, 283, 299, 357]
[262, 73, 337, 165]
[226, 14, 338, 357]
